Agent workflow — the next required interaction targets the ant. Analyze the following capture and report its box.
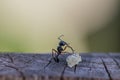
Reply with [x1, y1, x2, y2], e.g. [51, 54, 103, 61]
[52, 35, 74, 62]
[44, 35, 77, 73]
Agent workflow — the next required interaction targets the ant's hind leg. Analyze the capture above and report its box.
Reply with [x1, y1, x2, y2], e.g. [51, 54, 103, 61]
[52, 49, 58, 58]
[44, 49, 58, 69]
[44, 58, 52, 69]
[52, 49, 59, 63]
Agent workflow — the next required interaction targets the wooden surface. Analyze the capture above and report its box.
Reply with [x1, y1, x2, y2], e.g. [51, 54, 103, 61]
[0, 52, 120, 80]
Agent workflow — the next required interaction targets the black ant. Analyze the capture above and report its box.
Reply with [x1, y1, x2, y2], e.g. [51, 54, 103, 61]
[44, 35, 77, 73]
[52, 35, 74, 62]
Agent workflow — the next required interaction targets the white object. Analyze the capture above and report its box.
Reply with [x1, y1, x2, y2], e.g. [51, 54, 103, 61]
[66, 53, 82, 68]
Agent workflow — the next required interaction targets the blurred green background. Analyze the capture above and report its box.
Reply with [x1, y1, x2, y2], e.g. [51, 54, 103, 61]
[0, 0, 120, 53]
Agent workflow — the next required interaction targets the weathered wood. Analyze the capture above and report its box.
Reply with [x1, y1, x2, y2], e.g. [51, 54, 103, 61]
[0, 52, 120, 80]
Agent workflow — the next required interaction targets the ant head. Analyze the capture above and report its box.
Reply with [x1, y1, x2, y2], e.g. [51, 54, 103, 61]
[59, 40, 66, 46]
[58, 35, 67, 46]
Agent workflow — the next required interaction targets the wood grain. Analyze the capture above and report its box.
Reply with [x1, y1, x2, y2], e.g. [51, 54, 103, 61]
[0, 52, 120, 80]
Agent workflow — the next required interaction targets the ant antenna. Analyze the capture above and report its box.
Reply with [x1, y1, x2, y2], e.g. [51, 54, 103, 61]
[58, 35, 69, 46]
[58, 35, 64, 41]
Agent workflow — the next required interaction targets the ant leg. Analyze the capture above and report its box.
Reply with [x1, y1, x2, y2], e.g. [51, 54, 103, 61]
[61, 63, 67, 78]
[44, 58, 52, 69]
[52, 49, 58, 58]
[52, 49, 59, 62]
[63, 46, 67, 51]
[63, 45, 74, 53]
[62, 46, 70, 53]
[67, 45, 75, 53]
[74, 64, 77, 73]
[44, 49, 58, 69]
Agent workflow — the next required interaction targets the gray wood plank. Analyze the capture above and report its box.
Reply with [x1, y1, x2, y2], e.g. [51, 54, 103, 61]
[101, 56, 120, 80]
[109, 53, 120, 69]
[0, 52, 120, 80]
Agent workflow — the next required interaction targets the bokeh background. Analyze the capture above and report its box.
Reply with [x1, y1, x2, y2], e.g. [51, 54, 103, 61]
[0, 0, 120, 53]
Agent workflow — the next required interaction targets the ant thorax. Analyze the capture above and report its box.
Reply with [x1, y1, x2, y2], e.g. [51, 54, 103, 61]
[57, 46, 64, 53]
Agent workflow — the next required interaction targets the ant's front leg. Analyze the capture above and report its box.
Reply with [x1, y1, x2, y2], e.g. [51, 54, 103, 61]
[63, 45, 75, 54]
[67, 45, 75, 53]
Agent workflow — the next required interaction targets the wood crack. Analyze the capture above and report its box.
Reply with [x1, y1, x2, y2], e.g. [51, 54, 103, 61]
[4, 64, 26, 80]
[101, 58, 112, 80]
[3, 54, 26, 80]
[6, 54, 14, 63]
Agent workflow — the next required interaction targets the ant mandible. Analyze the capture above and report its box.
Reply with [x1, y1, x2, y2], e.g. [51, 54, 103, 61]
[44, 35, 75, 70]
